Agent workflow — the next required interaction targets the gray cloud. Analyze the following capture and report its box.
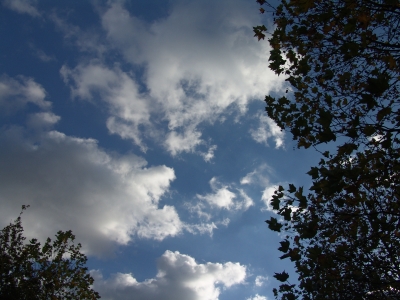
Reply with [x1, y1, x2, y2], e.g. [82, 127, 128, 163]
[0, 75, 50, 113]
[2, 0, 40, 17]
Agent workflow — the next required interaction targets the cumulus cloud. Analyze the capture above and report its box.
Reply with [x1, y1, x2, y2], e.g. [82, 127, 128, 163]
[0, 76, 183, 256]
[60, 0, 285, 157]
[2, 0, 40, 17]
[0, 73, 237, 255]
[0, 123, 182, 256]
[92, 250, 247, 300]
[0, 75, 50, 113]
[250, 112, 285, 148]
[197, 177, 253, 210]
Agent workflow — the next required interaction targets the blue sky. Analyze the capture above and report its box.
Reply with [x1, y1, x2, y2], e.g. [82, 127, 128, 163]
[0, 1, 320, 299]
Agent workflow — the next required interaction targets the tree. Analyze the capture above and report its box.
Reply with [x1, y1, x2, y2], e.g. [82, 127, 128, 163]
[0, 206, 100, 299]
[254, 0, 400, 299]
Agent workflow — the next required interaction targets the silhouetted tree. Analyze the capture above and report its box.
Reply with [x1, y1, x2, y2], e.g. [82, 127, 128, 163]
[255, 0, 400, 299]
[0, 206, 100, 299]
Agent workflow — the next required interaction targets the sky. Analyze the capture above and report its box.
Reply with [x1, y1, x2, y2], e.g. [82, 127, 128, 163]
[0, 0, 320, 299]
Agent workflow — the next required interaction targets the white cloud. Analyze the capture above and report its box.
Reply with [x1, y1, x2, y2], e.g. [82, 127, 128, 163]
[201, 145, 217, 162]
[261, 185, 279, 212]
[261, 184, 300, 216]
[240, 164, 272, 186]
[0, 118, 182, 257]
[62, 62, 220, 160]
[240, 175, 253, 185]
[198, 186, 236, 209]
[184, 218, 231, 237]
[250, 112, 285, 148]
[185, 202, 213, 221]
[184, 222, 218, 236]
[60, 0, 285, 157]
[2, 0, 40, 17]
[196, 177, 254, 212]
[255, 275, 268, 287]
[165, 129, 203, 156]
[185, 177, 253, 230]
[236, 189, 254, 210]
[0, 75, 50, 113]
[92, 250, 247, 300]
[0, 73, 237, 255]
[61, 63, 151, 151]
[196, 177, 243, 211]
[247, 294, 268, 300]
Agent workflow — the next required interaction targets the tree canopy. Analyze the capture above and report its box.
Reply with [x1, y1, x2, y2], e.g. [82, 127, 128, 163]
[255, 0, 400, 299]
[0, 206, 100, 299]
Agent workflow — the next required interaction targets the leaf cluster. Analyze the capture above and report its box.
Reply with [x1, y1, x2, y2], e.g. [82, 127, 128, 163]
[259, 0, 400, 151]
[0, 206, 100, 300]
[255, 0, 400, 299]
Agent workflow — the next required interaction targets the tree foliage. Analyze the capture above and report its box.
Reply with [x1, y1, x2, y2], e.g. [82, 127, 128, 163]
[0, 206, 100, 299]
[255, 0, 400, 299]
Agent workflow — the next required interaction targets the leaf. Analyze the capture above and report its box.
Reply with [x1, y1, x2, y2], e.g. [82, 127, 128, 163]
[278, 240, 290, 253]
[385, 55, 397, 69]
[253, 25, 267, 41]
[279, 253, 291, 260]
[281, 207, 292, 221]
[271, 195, 281, 210]
[363, 125, 375, 136]
[377, 107, 392, 122]
[288, 183, 296, 193]
[289, 248, 301, 261]
[337, 143, 357, 156]
[322, 151, 330, 158]
[266, 217, 283, 232]
[274, 271, 290, 282]
[367, 73, 390, 96]
[306, 167, 319, 179]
